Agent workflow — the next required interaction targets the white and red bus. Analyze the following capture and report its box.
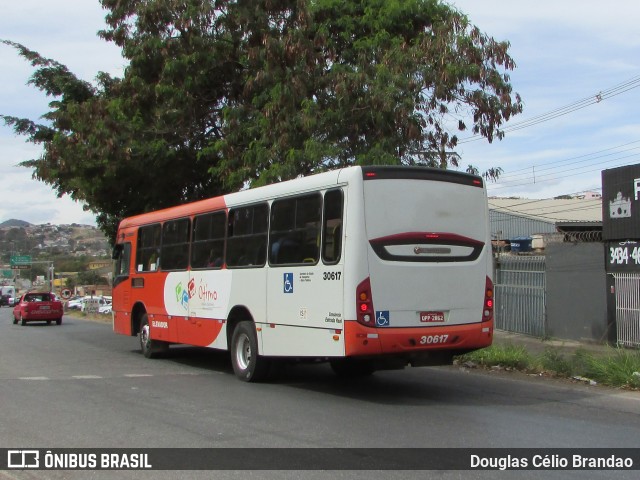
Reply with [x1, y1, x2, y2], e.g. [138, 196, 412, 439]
[112, 166, 494, 381]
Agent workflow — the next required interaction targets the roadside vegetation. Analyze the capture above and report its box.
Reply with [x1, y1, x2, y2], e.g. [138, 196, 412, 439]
[456, 344, 640, 390]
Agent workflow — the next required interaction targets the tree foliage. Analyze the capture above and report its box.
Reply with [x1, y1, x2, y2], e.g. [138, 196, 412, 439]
[2, 0, 522, 242]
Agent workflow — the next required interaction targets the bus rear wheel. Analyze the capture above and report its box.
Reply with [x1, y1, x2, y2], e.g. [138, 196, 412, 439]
[231, 321, 270, 382]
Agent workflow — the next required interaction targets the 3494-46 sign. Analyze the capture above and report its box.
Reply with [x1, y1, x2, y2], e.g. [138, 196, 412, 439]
[607, 242, 640, 271]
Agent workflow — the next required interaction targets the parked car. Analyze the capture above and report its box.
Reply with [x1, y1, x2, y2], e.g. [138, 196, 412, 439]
[98, 303, 112, 314]
[81, 296, 111, 313]
[13, 292, 64, 326]
[66, 296, 86, 310]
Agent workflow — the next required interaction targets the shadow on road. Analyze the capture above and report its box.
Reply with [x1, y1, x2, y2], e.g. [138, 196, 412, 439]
[149, 345, 594, 408]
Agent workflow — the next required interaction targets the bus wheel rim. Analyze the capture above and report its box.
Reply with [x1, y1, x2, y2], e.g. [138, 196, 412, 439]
[141, 324, 150, 349]
[236, 333, 251, 370]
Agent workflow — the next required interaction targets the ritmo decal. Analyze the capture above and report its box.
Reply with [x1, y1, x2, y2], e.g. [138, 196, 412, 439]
[198, 279, 219, 302]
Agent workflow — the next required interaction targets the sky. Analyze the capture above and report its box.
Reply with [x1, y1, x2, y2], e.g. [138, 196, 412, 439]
[1, 1, 639, 226]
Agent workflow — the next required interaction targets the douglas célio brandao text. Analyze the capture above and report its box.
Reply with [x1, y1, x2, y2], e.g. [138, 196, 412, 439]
[470, 453, 634, 470]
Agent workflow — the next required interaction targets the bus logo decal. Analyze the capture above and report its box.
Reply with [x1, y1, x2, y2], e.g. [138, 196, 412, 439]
[175, 281, 192, 311]
[284, 273, 294, 293]
[376, 311, 390, 327]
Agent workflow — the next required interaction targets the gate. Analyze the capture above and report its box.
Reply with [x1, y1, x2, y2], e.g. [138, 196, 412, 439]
[612, 273, 640, 348]
[494, 255, 546, 337]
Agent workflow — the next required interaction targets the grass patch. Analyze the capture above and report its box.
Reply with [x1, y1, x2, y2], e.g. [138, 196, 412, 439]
[537, 347, 574, 377]
[576, 348, 640, 389]
[457, 344, 532, 370]
[456, 344, 640, 389]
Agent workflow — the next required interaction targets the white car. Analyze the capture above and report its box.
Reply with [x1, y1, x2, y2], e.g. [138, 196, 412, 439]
[66, 297, 86, 310]
[81, 296, 111, 312]
[99, 304, 112, 314]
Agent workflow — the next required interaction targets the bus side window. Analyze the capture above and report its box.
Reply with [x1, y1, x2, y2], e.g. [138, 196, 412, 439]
[191, 212, 226, 269]
[269, 193, 321, 266]
[161, 218, 190, 271]
[322, 189, 343, 264]
[227, 204, 269, 268]
[137, 224, 161, 272]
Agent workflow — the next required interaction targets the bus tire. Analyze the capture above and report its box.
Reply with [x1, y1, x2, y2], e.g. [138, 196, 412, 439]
[139, 313, 168, 358]
[231, 321, 270, 382]
[330, 358, 375, 378]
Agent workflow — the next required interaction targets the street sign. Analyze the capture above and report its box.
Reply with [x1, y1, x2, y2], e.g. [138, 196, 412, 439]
[10, 255, 32, 268]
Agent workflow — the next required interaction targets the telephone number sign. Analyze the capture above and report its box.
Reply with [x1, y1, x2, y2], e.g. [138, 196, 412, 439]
[607, 242, 640, 272]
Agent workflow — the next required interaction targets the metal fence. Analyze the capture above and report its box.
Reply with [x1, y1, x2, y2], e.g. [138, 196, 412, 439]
[611, 273, 640, 348]
[494, 255, 546, 337]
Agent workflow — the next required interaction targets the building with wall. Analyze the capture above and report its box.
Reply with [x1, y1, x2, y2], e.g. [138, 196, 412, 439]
[489, 197, 603, 241]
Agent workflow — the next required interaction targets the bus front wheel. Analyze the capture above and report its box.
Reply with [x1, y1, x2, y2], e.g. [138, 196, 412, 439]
[231, 321, 270, 382]
[139, 313, 168, 358]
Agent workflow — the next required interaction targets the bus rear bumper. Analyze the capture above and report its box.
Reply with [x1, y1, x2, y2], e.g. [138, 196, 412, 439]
[344, 319, 493, 358]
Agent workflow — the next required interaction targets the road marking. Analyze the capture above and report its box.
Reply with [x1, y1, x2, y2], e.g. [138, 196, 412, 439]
[15, 372, 217, 381]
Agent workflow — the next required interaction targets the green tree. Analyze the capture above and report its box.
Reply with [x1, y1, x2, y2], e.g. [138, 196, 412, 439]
[2, 0, 521, 242]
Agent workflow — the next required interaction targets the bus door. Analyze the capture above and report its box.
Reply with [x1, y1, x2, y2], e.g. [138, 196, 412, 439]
[112, 242, 132, 335]
[264, 190, 345, 357]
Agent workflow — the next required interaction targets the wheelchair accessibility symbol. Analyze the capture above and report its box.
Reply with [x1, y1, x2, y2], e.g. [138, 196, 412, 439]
[376, 310, 390, 327]
[283, 273, 294, 293]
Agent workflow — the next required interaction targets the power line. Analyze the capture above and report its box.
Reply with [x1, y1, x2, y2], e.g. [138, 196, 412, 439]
[488, 188, 602, 210]
[489, 200, 602, 222]
[496, 140, 640, 180]
[458, 75, 640, 144]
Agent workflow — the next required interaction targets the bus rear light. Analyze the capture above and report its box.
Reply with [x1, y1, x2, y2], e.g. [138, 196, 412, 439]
[356, 277, 375, 327]
[483, 276, 494, 322]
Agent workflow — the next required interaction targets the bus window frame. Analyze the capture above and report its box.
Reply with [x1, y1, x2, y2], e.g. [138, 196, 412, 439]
[321, 188, 344, 265]
[191, 210, 227, 270]
[269, 192, 322, 267]
[136, 223, 162, 273]
[160, 217, 191, 272]
[226, 203, 270, 269]
[112, 242, 131, 289]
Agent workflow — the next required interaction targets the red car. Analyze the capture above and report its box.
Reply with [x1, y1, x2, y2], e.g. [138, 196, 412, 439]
[13, 292, 63, 326]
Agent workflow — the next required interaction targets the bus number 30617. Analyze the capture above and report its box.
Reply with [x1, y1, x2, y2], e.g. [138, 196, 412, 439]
[323, 271, 342, 281]
[419, 334, 449, 345]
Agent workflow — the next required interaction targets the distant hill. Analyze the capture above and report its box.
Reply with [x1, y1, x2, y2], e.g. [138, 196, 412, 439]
[0, 219, 31, 228]
[0, 221, 109, 258]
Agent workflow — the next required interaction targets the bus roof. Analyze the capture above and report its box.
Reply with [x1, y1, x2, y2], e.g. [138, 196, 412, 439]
[117, 165, 483, 230]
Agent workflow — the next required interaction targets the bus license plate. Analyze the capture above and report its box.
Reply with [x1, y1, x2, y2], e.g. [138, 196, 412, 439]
[420, 311, 444, 323]
[40, 306, 51, 310]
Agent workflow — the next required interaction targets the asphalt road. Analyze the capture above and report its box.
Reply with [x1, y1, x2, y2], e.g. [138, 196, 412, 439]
[1, 307, 639, 480]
